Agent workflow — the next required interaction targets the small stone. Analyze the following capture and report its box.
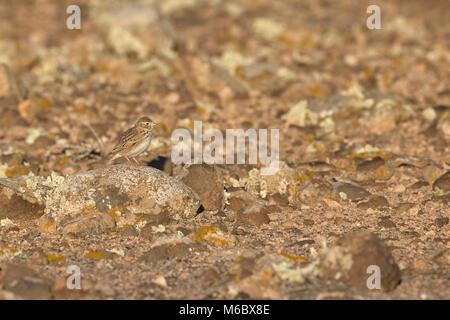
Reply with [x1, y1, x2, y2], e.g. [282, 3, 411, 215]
[407, 181, 429, 190]
[432, 171, 450, 192]
[336, 183, 371, 202]
[227, 197, 246, 212]
[269, 193, 290, 207]
[354, 157, 394, 182]
[199, 268, 221, 284]
[393, 203, 415, 215]
[236, 207, 270, 227]
[140, 242, 202, 264]
[423, 164, 444, 185]
[357, 195, 390, 210]
[434, 217, 449, 228]
[0, 263, 52, 299]
[378, 218, 396, 229]
[0, 190, 44, 220]
[61, 212, 116, 236]
[437, 112, 450, 142]
[320, 231, 401, 291]
[229, 271, 283, 299]
[152, 275, 168, 287]
[432, 249, 449, 266]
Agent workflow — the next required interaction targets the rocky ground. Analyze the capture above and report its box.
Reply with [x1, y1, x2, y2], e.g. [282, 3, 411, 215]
[0, 0, 449, 300]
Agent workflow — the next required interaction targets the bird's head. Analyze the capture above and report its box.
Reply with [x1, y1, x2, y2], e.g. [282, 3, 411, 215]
[137, 116, 159, 130]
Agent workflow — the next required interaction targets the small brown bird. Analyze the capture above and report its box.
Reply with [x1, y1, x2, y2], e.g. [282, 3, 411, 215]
[107, 116, 158, 165]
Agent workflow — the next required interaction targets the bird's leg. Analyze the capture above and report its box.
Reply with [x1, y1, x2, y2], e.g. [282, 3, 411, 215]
[125, 156, 132, 165]
[133, 157, 140, 165]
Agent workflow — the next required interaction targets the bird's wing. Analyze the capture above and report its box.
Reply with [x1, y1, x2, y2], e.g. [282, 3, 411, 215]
[109, 126, 136, 155]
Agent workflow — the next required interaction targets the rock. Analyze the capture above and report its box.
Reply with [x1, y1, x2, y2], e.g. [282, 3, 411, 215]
[336, 183, 371, 202]
[364, 99, 413, 135]
[268, 193, 290, 207]
[227, 191, 270, 226]
[377, 217, 396, 229]
[437, 112, 450, 142]
[434, 217, 449, 228]
[393, 202, 416, 214]
[0, 263, 52, 299]
[226, 197, 246, 212]
[140, 242, 202, 264]
[194, 226, 236, 246]
[407, 181, 429, 190]
[199, 268, 221, 284]
[0, 165, 202, 233]
[357, 195, 390, 210]
[432, 249, 449, 266]
[354, 157, 394, 182]
[432, 171, 450, 192]
[181, 164, 223, 211]
[294, 179, 333, 205]
[236, 207, 270, 227]
[423, 164, 444, 185]
[59, 212, 116, 236]
[0, 189, 44, 219]
[0, 109, 28, 127]
[228, 271, 283, 299]
[320, 231, 401, 291]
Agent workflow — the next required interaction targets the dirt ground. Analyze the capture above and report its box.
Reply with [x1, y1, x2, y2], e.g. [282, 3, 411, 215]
[0, 0, 449, 300]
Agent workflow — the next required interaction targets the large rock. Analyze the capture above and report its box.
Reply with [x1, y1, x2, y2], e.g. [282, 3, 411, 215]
[320, 231, 401, 291]
[181, 164, 223, 211]
[0, 165, 202, 234]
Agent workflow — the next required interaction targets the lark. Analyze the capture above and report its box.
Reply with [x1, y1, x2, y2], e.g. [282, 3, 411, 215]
[107, 116, 158, 165]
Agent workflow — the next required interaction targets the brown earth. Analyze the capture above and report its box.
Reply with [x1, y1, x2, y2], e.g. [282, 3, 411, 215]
[0, 0, 449, 300]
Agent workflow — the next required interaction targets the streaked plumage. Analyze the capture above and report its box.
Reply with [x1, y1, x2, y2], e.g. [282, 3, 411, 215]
[108, 116, 158, 164]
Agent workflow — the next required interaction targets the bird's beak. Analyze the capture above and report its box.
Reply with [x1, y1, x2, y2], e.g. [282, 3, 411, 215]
[153, 122, 161, 128]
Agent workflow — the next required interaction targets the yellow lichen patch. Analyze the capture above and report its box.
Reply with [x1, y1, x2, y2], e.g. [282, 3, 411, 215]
[279, 251, 306, 263]
[349, 151, 390, 160]
[82, 204, 95, 215]
[40, 221, 56, 232]
[0, 249, 4, 256]
[295, 168, 314, 182]
[85, 251, 106, 260]
[194, 226, 228, 246]
[307, 86, 328, 98]
[137, 217, 147, 222]
[195, 107, 205, 114]
[195, 226, 217, 243]
[72, 107, 87, 115]
[108, 206, 123, 219]
[328, 193, 341, 201]
[39, 97, 52, 109]
[304, 133, 316, 142]
[6, 165, 28, 178]
[262, 269, 275, 277]
[47, 253, 66, 264]
[55, 156, 67, 167]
